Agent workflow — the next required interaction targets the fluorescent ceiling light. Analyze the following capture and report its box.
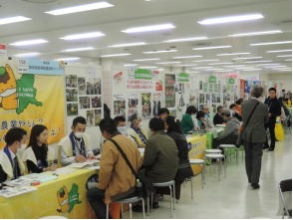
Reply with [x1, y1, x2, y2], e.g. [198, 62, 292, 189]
[139, 66, 157, 69]
[173, 55, 203, 59]
[55, 57, 80, 61]
[198, 13, 263, 25]
[241, 69, 262, 71]
[62, 47, 94, 52]
[14, 52, 40, 57]
[233, 56, 262, 60]
[266, 49, 292, 53]
[100, 53, 131, 58]
[176, 64, 198, 67]
[10, 39, 48, 46]
[225, 65, 246, 68]
[257, 63, 282, 66]
[60, 32, 105, 40]
[143, 49, 177, 54]
[124, 64, 138, 67]
[122, 23, 175, 33]
[193, 59, 219, 62]
[157, 61, 181, 64]
[0, 16, 31, 25]
[133, 58, 160, 62]
[193, 45, 231, 51]
[229, 30, 282, 37]
[285, 59, 292, 62]
[45, 1, 114, 15]
[250, 41, 292, 46]
[109, 42, 146, 48]
[244, 60, 272, 64]
[191, 66, 213, 69]
[276, 54, 292, 58]
[217, 52, 250, 56]
[209, 62, 233, 65]
[164, 36, 208, 43]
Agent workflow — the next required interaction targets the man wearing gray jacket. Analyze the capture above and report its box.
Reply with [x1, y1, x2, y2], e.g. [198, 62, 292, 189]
[241, 86, 269, 189]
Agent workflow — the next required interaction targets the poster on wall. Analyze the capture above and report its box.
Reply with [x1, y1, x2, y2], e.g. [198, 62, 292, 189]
[141, 93, 152, 119]
[113, 94, 126, 118]
[152, 93, 162, 117]
[165, 74, 176, 108]
[128, 94, 139, 121]
[240, 79, 245, 98]
[127, 69, 153, 91]
[78, 77, 86, 95]
[0, 60, 65, 149]
[86, 78, 101, 95]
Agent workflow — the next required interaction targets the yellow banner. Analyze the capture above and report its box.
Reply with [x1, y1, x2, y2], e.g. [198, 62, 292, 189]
[0, 61, 65, 149]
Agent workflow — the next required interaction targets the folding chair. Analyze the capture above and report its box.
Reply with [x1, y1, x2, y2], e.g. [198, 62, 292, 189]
[278, 179, 292, 218]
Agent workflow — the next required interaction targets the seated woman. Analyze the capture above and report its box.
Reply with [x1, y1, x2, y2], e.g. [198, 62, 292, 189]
[181, 106, 198, 134]
[128, 116, 148, 148]
[166, 116, 193, 200]
[22, 125, 57, 173]
[196, 111, 212, 132]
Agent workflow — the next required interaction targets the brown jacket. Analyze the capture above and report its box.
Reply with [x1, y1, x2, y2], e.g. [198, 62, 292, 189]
[98, 134, 142, 203]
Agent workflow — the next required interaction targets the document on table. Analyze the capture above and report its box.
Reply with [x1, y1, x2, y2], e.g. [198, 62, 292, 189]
[68, 159, 99, 169]
[52, 167, 76, 175]
[0, 186, 37, 198]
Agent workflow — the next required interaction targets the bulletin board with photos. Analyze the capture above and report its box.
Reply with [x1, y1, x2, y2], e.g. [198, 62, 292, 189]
[65, 67, 103, 128]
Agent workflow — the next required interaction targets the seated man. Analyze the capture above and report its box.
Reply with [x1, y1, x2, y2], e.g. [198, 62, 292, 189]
[202, 105, 214, 129]
[114, 116, 137, 145]
[158, 108, 170, 121]
[133, 118, 179, 210]
[59, 116, 94, 166]
[213, 106, 225, 125]
[230, 103, 243, 122]
[214, 109, 241, 148]
[128, 116, 148, 148]
[87, 119, 142, 219]
[0, 128, 27, 181]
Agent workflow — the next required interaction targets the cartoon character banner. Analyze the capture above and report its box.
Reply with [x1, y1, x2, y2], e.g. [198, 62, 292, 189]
[0, 60, 65, 149]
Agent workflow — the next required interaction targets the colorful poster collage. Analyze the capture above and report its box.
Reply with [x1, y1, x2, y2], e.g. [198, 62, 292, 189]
[65, 75, 102, 126]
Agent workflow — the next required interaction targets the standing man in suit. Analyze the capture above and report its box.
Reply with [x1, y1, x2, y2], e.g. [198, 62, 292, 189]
[264, 87, 282, 151]
[242, 86, 269, 189]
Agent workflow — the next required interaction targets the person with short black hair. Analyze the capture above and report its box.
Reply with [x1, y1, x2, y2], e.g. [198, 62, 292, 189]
[213, 106, 225, 125]
[138, 117, 178, 208]
[264, 87, 282, 151]
[87, 119, 141, 219]
[181, 105, 198, 134]
[230, 103, 242, 121]
[166, 116, 193, 200]
[0, 128, 27, 181]
[158, 108, 170, 121]
[59, 116, 94, 165]
[22, 125, 57, 173]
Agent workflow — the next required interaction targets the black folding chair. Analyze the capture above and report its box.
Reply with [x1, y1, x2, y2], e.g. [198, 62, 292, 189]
[279, 179, 292, 218]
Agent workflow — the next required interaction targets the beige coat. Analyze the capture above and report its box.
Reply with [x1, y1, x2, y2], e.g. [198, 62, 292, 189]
[98, 134, 142, 204]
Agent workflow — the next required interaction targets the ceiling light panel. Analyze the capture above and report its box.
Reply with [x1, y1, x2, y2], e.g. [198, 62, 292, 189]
[45, 1, 114, 15]
[233, 56, 262, 60]
[14, 52, 40, 57]
[266, 49, 292, 53]
[109, 42, 146, 48]
[217, 52, 250, 56]
[133, 58, 160, 62]
[193, 45, 232, 51]
[173, 55, 203, 59]
[10, 39, 48, 46]
[60, 32, 105, 40]
[100, 53, 131, 58]
[229, 30, 282, 37]
[0, 16, 31, 25]
[62, 47, 95, 52]
[122, 23, 175, 33]
[164, 36, 208, 43]
[143, 49, 177, 54]
[250, 41, 292, 46]
[198, 13, 264, 25]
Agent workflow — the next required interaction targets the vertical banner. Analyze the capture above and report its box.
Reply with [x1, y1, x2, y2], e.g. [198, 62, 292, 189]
[141, 93, 152, 119]
[240, 79, 245, 98]
[0, 60, 65, 149]
[113, 94, 126, 118]
[165, 74, 176, 108]
[127, 94, 139, 121]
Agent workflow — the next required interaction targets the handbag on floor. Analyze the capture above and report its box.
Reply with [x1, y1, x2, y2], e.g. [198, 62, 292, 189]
[275, 117, 285, 141]
[236, 101, 260, 147]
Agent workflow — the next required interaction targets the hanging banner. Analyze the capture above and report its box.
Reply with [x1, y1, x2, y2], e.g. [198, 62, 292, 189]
[18, 58, 64, 75]
[141, 93, 152, 119]
[178, 73, 190, 82]
[0, 61, 65, 149]
[165, 74, 176, 108]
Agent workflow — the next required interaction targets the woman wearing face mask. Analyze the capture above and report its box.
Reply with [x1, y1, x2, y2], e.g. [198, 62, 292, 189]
[23, 125, 57, 173]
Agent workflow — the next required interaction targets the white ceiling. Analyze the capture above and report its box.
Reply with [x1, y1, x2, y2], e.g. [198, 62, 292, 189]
[0, 0, 292, 74]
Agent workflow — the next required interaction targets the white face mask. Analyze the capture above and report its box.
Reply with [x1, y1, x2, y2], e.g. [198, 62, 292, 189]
[21, 144, 26, 149]
[118, 126, 128, 136]
[74, 132, 84, 139]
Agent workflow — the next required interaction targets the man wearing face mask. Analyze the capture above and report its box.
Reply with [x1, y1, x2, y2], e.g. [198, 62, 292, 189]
[113, 116, 138, 146]
[59, 116, 94, 166]
[0, 127, 27, 181]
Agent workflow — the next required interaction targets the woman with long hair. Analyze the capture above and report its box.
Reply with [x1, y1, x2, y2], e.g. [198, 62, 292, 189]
[23, 125, 57, 173]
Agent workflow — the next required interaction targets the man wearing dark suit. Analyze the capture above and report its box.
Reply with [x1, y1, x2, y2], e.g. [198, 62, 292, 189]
[241, 86, 269, 189]
[213, 106, 225, 125]
[264, 88, 282, 151]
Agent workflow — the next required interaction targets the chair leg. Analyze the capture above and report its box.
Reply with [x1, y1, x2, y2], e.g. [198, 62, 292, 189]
[173, 183, 176, 210]
[106, 204, 109, 219]
[141, 198, 146, 219]
[146, 196, 150, 216]
[217, 158, 221, 181]
[169, 186, 173, 216]
[120, 203, 124, 219]
[190, 177, 194, 199]
[129, 203, 132, 219]
[236, 148, 239, 165]
[201, 163, 206, 186]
